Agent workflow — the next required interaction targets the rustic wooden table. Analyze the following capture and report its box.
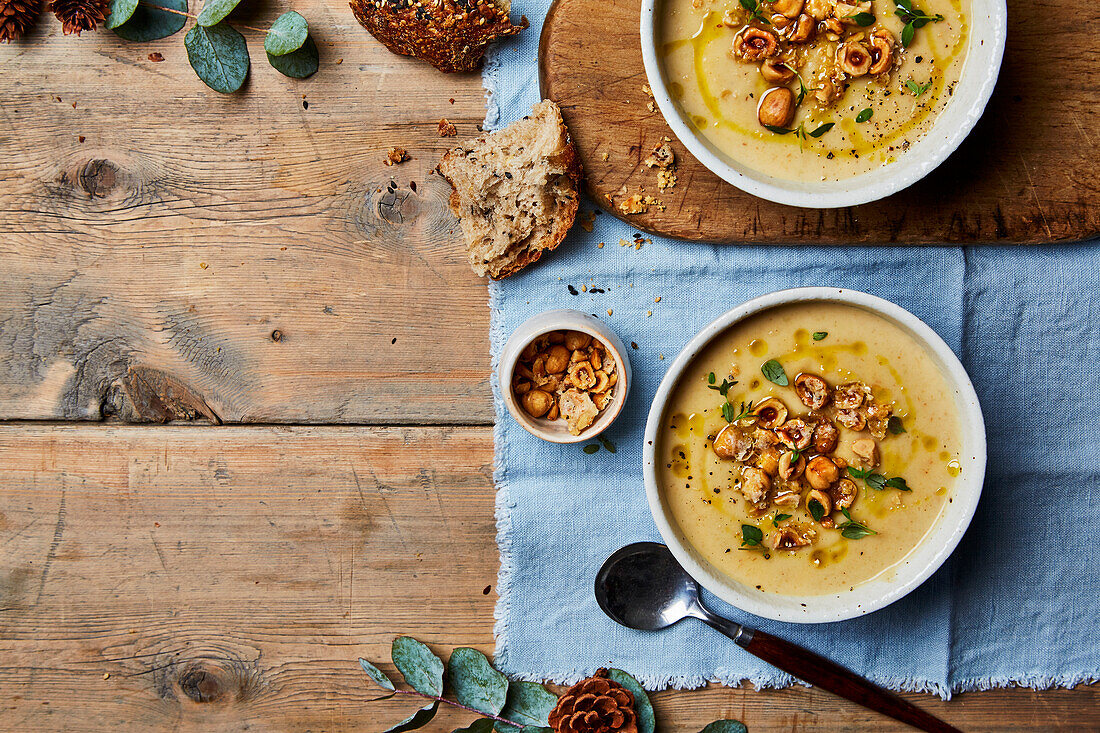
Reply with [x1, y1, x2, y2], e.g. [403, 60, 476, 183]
[0, 2, 1095, 730]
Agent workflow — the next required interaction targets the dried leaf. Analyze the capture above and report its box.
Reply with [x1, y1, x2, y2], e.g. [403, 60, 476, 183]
[448, 647, 509, 716]
[606, 670, 655, 733]
[112, 0, 185, 41]
[185, 23, 249, 94]
[392, 637, 444, 697]
[265, 10, 307, 56]
[267, 33, 318, 78]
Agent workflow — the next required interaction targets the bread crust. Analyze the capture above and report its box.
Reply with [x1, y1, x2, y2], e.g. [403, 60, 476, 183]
[349, 0, 527, 73]
[439, 101, 583, 280]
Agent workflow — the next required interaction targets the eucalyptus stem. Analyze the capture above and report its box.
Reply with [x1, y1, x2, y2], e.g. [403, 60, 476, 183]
[136, 2, 269, 33]
[388, 687, 524, 728]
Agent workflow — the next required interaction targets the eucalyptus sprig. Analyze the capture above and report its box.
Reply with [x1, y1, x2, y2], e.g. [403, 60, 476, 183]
[893, 0, 944, 47]
[359, 637, 748, 733]
[105, 0, 318, 93]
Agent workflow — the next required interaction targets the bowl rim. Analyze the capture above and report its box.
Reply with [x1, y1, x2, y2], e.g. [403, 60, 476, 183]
[638, 0, 1008, 208]
[499, 309, 632, 444]
[642, 287, 987, 623]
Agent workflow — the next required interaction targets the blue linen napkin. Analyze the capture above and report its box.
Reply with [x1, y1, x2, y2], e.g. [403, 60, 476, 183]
[484, 6, 1100, 697]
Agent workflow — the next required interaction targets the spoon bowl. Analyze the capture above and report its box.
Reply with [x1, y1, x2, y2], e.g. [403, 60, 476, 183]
[594, 542, 700, 631]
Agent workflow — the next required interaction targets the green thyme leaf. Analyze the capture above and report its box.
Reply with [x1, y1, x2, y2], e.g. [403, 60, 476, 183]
[582, 444, 600, 454]
[901, 20, 915, 46]
[763, 124, 795, 135]
[888, 416, 906, 434]
[865, 473, 888, 491]
[840, 522, 877, 540]
[847, 466, 871, 480]
[598, 435, 617, 454]
[708, 372, 716, 384]
[808, 123, 834, 138]
[855, 107, 873, 123]
[761, 359, 788, 386]
[808, 498, 825, 523]
[812, 330, 828, 340]
[849, 11, 875, 25]
[905, 79, 932, 97]
[885, 476, 911, 491]
[721, 401, 736, 423]
[841, 507, 853, 521]
[708, 377, 735, 395]
[741, 524, 764, 547]
[773, 513, 792, 527]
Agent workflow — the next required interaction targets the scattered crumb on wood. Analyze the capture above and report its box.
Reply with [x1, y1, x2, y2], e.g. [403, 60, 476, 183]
[657, 169, 678, 190]
[600, 151, 610, 161]
[148, 52, 164, 62]
[619, 194, 664, 215]
[644, 142, 675, 169]
[437, 119, 458, 137]
[384, 147, 410, 166]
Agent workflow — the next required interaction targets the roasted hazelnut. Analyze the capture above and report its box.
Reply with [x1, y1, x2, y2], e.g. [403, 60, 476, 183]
[513, 379, 532, 395]
[714, 423, 751, 460]
[834, 382, 866, 409]
[758, 87, 796, 129]
[734, 27, 779, 61]
[812, 420, 839, 453]
[757, 446, 781, 477]
[769, 526, 814, 549]
[760, 58, 797, 84]
[563, 330, 592, 351]
[869, 29, 895, 75]
[772, 0, 804, 18]
[852, 438, 878, 466]
[832, 478, 858, 509]
[808, 488, 833, 517]
[521, 389, 553, 417]
[520, 341, 539, 361]
[822, 17, 844, 34]
[815, 77, 842, 105]
[835, 408, 866, 431]
[834, 0, 871, 21]
[589, 348, 603, 371]
[769, 13, 793, 28]
[794, 372, 831, 410]
[778, 450, 806, 480]
[753, 396, 789, 428]
[773, 488, 801, 506]
[544, 344, 570, 374]
[592, 370, 611, 393]
[838, 42, 872, 77]
[741, 466, 772, 504]
[804, 0, 831, 19]
[806, 456, 841, 490]
[546, 402, 560, 420]
[785, 13, 814, 43]
[567, 361, 597, 390]
[775, 418, 813, 450]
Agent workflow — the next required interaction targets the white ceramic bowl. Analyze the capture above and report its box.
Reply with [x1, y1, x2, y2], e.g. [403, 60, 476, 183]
[499, 310, 632, 443]
[639, 0, 1007, 208]
[642, 288, 986, 623]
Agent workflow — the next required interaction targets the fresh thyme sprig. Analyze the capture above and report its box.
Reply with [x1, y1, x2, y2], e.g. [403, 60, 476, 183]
[838, 507, 877, 539]
[707, 371, 736, 396]
[739, 0, 771, 24]
[904, 79, 933, 97]
[723, 400, 758, 424]
[894, 0, 944, 47]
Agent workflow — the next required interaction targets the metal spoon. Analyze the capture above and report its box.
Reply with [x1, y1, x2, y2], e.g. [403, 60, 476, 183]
[595, 542, 962, 733]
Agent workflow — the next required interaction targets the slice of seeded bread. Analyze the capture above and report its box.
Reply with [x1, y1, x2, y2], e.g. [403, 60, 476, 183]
[438, 100, 583, 280]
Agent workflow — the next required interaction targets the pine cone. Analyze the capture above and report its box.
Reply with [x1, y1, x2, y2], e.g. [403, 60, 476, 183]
[548, 669, 639, 733]
[50, 0, 107, 34]
[0, 0, 40, 42]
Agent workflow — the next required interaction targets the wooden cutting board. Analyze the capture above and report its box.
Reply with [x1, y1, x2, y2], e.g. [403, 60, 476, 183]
[539, 0, 1100, 244]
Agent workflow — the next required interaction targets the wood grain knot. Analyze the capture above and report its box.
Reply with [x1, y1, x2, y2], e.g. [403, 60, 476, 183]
[177, 666, 228, 703]
[78, 159, 119, 199]
[102, 366, 221, 424]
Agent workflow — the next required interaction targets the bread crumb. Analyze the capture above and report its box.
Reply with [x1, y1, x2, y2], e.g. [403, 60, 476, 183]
[619, 238, 629, 247]
[597, 242, 605, 249]
[654, 296, 662, 303]
[657, 169, 678, 190]
[582, 285, 588, 292]
[644, 142, 675, 169]
[647, 101, 656, 112]
[103, 673, 110, 680]
[642, 84, 653, 98]
[384, 147, 410, 165]
[437, 119, 458, 137]
[659, 354, 666, 360]
[607, 308, 614, 316]
[647, 310, 653, 317]
[199, 262, 208, 269]
[579, 210, 595, 232]
[619, 194, 663, 215]
[600, 152, 610, 161]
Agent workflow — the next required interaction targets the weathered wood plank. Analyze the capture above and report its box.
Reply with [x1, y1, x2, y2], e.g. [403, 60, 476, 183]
[0, 424, 1095, 731]
[0, 4, 494, 424]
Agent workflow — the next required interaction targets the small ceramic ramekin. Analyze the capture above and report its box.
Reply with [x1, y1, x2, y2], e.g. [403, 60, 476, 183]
[639, 0, 1007, 208]
[499, 310, 632, 443]
[643, 288, 987, 623]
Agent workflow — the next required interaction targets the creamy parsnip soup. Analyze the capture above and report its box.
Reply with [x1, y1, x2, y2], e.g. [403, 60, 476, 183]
[656, 302, 963, 596]
[657, 0, 969, 181]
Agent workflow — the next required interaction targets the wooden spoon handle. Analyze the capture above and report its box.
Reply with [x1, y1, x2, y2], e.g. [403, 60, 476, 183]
[741, 629, 962, 733]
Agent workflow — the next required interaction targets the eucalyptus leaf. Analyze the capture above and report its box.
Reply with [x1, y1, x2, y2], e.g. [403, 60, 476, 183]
[392, 636, 445, 697]
[449, 647, 508, 716]
[496, 681, 557, 728]
[520, 728, 553, 733]
[452, 719, 495, 733]
[265, 10, 308, 56]
[606, 670, 655, 733]
[106, 0, 138, 30]
[112, 0, 186, 41]
[699, 721, 749, 733]
[196, 0, 243, 27]
[267, 34, 319, 79]
[358, 658, 395, 691]
[384, 703, 439, 733]
[185, 23, 249, 94]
